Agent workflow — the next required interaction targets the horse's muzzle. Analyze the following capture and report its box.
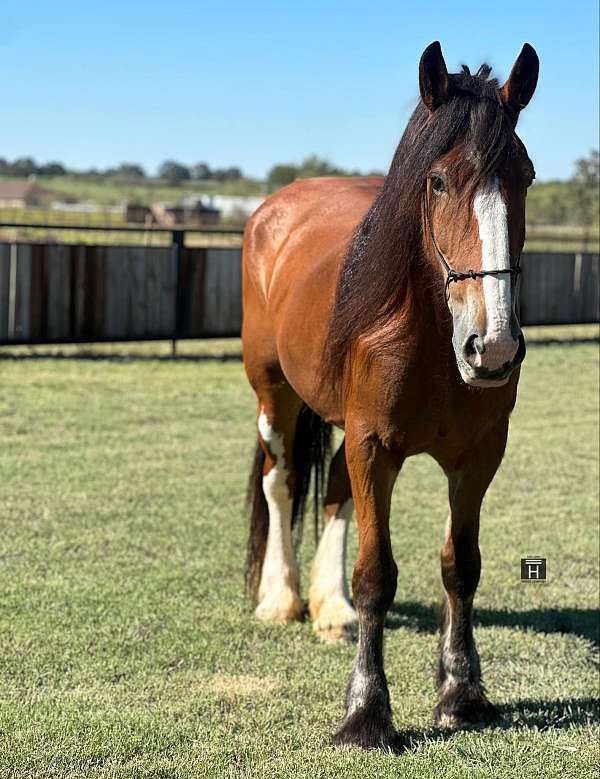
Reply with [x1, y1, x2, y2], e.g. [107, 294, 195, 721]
[458, 333, 526, 387]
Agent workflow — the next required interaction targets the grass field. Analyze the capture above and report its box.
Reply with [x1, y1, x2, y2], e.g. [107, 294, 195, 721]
[0, 331, 598, 778]
[0, 175, 263, 207]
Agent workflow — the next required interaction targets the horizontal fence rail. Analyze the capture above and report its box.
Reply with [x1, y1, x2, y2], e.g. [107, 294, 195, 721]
[0, 221, 244, 235]
[0, 230, 597, 345]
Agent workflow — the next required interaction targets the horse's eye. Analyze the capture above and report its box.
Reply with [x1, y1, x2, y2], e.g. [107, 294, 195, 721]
[431, 174, 446, 195]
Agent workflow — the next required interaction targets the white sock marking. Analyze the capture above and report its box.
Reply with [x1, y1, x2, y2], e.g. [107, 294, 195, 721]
[311, 499, 353, 604]
[309, 499, 357, 640]
[256, 410, 299, 610]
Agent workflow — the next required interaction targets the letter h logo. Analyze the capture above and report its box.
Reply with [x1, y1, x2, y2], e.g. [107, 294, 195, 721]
[521, 557, 546, 581]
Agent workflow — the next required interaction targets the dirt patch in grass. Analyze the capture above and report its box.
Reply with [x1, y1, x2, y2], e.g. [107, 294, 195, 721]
[207, 674, 279, 700]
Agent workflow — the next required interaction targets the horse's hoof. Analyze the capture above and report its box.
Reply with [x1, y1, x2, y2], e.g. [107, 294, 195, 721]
[255, 588, 304, 623]
[433, 689, 500, 730]
[332, 706, 398, 751]
[315, 622, 358, 644]
[312, 597, 358, 644]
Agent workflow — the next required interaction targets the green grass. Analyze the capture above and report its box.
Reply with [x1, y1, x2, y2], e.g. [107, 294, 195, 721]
[525, 224, 600, 254]
[0, 333, 597, 778]
[0, 175, 263, 207]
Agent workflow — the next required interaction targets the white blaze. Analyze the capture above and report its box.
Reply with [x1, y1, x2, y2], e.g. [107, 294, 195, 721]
[473, 178, 518, 368]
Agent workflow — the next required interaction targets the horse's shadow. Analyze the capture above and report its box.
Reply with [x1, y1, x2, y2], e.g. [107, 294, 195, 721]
[385, 600, 600, 647]
[383, 601, 599, 752]
[393, 695, 600, 754]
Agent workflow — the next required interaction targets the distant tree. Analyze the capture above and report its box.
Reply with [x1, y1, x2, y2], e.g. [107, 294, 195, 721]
[266, 156, 371, 193]
[571, 150, 599, 228]
[544, 192, 568, 224]
[191, 162, 212, 180]
[0, 158, 8, 175]
[573, 150, 599, 186]
[297, 155, 342, 178]
[266, 164, 298, 193]
[10, 157, 37, 177]
[38, 161, 67, 176]
[157, 160, 191, 183]
[226, 166, 243, 181]
[212, 166, 243, 182]
[113, 163, 146, 179]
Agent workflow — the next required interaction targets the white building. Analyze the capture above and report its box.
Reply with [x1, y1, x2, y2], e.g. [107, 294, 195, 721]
[200, 195, 265, 220]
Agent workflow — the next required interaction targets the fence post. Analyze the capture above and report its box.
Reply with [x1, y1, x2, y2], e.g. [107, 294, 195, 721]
[7, 242, 17, 340]
[172, 229, 185, 357]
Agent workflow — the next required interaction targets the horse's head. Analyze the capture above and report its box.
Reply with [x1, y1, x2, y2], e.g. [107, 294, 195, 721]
[419, 42, 539, 388]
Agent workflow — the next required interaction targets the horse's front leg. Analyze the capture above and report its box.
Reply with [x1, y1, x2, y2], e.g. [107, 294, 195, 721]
[332, 422, 401, 750]
[434, 421, 508, 729]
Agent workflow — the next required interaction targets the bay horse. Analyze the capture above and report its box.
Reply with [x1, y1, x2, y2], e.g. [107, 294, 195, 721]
[242, 41, 539, 750]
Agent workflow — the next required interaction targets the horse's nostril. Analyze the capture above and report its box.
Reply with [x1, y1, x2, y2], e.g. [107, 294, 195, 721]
[464, 334, 485, 359]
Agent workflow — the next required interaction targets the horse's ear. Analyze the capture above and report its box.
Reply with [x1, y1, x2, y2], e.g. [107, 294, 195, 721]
[500, 44, 539, 117]
[419, 41, 449, 112]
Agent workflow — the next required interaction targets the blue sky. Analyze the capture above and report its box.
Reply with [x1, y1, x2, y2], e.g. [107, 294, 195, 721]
[1, 1, 598, 180]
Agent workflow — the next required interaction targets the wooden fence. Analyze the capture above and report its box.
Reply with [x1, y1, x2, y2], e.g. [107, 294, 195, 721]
[519, 252, 599, 326]
[0, 241, 597, 344]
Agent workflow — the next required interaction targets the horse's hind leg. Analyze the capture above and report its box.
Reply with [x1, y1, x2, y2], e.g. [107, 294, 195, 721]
[252, 381, 304, 623]
[434, 421, 508, 728]
[309, 439, 358, 643]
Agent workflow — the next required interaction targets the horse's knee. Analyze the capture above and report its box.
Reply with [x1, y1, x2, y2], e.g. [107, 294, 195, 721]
[441, 539, 481, 599]
[352, 555, 397, 616]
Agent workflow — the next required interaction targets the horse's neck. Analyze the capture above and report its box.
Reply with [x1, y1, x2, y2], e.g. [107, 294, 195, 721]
[404, 248, 453, 340]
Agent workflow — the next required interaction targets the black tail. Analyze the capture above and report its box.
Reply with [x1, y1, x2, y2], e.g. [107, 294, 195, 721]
[291, 404, 333, 546]
[245, 442, 269, 596]
[244, 404, 332, 599]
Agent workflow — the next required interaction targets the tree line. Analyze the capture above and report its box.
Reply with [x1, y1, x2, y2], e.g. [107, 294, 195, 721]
[265, 152, 599, 228]
[265, 155, 384, 192]
[0, 154, 380, 187]
[0, 157, 243, 184]
[526, 150, 599, 228]
[0, 151, 596, 228]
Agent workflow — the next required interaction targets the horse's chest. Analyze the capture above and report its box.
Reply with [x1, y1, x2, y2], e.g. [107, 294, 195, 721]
[373, 379, 513, 461]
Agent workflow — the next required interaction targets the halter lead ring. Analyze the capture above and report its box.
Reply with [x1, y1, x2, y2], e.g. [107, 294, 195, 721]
[425, 201, 522, 300]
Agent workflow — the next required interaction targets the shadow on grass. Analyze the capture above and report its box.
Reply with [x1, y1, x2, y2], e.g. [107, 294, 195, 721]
[526, 335, 599, 347]
[355, 696, 600, 755]
[0, 332, 597, 362]
[0, 349, 243, 363]
[391, 696, 600, 755]
[386, 601, 600, 646]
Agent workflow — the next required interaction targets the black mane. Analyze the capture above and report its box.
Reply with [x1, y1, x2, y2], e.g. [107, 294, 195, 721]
[322, 64, 521, 387]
